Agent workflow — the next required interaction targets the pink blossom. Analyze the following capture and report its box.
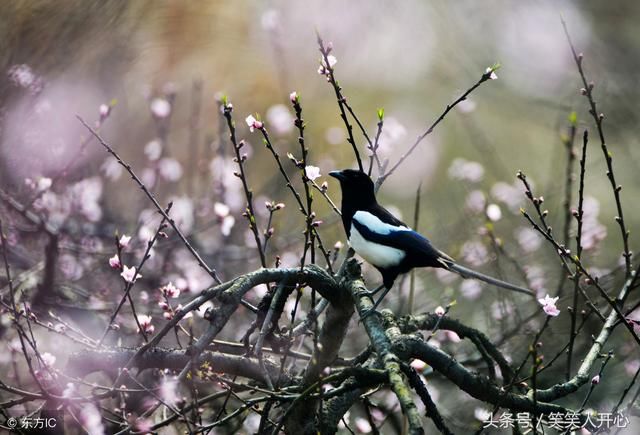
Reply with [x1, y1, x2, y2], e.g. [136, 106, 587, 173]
[486, 203, 502, 221]
[80, 403, 105, 435]
[158, 158, 183, 181]
[137, 314, 154, 334]
[60, 254, 83, 280]
[99, 104, 111, 119]
[121, 265, 140, 283]
[69, 177, 103, 222]
[144, 139, 162, 161]
[214, 202, 230, 218]
[317, 55, 337, 75]
[109, 254, 121, 269]
[8, 64, 43, 93]
[410, 359, 427, 372]
[34, 98, 52, 115]
[8, 64, 36, 88]
[160, 377, 180, 406]
[491, 181, 525, 213]
[581, 197, 607, 250]
[591, 374, 600, 385]
[101, 157, 123, 181]
[135, 418, 153, 434]
[491, 301, 515, 320]
[485, 67, 498, 80]
[62, 382, 76, 399]
[461, 240, 489, 267]
[245, 114, 263, 132]
[525, 265, 547, 293]
[161, 282, 180, 299]
[434, 306, 446, 316]
[465, 190, 486, 214]
[118, 235, 131, 249]
[374, 117, 407, 158]
[289, 91, 298, 103]
[266, 104, 294, 135]
[538, 294, 560, 317]
[448, 158, 484, 183]
[459, 280, 482, 300]
[150, 97, 171, 118]
[41, 352, 56, 367]
[141, 168, 157, 187]
[137, 225, 154, 243]
[24, 178, 36, 189]
[516, 227, 542, 253]
[221, 215, 235, 236]
[305, 165, 321, 181]
[37, 177, 52, 192]
[170, 196, 194, 233]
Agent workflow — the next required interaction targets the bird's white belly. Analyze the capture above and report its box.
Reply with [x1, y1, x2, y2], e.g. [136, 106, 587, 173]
[349, 225, 405, 268]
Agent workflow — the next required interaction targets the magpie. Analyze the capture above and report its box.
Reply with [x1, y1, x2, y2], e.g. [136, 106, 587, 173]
[329, 169, 534, 314]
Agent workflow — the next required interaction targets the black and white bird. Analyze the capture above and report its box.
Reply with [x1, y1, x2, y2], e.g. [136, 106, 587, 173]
[329, 169, 534, 313]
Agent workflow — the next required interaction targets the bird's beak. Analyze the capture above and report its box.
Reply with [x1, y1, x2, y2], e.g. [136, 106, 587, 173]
[329, 170, 345, 181]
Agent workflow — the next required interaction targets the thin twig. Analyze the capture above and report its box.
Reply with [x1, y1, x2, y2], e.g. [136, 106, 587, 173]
[562, 19, 632, 279]
[77, 116, 222, 284]
[566, 130, 588, 381]
[96, 203, 173, 346]
[376, 67, 498, 189]
[316, 33, 364, 172]
[221, 101, 267, 267]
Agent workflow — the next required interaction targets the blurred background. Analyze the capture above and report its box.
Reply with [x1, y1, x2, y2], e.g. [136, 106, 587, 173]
[2, 0, 640, 433]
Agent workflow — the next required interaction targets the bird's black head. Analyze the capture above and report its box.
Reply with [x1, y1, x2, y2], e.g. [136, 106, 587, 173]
[329, 169, 377, 210]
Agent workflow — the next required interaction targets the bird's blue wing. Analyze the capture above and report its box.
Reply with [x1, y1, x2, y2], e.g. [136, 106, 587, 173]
[351, 218, 448, 266]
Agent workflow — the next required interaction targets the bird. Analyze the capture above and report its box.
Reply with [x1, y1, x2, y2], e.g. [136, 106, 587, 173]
[329, 169, 534, 315]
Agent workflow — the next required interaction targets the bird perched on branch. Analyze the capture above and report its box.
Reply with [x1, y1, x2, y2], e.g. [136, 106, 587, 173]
[329, 169, 534, 315]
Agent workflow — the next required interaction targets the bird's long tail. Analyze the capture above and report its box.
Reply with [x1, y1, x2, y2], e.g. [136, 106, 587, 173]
[446, 261, 535, 296]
